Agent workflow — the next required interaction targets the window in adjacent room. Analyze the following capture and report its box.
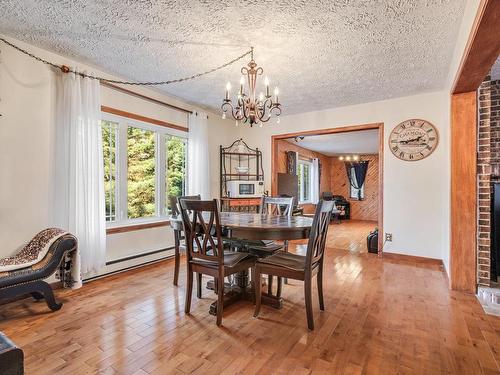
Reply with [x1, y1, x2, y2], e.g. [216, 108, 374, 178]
[100, 113, 188, 225]
[349, 166, 365, 200]
[298, 159, 312, 203]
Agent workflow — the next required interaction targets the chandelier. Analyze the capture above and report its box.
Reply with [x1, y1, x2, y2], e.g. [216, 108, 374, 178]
[221, 47, 282, 127]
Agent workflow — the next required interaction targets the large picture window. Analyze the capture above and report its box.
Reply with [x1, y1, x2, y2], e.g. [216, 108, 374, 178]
[101, 113, 187, 225]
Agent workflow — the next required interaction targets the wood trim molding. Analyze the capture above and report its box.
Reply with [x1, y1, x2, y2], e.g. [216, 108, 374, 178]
[270, 122, 384, 253]
[450, 91, 477, 293]
[101, 81, 193, 115]
[271, 123, 382, 141]
[452, 0, 500, 94]
[107, 220, 170, 235]
[382, 252, 443, 267]
[101, 106, 188, 133]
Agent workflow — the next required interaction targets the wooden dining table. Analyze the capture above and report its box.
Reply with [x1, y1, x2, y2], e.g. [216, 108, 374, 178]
[169, 212, 314, 314]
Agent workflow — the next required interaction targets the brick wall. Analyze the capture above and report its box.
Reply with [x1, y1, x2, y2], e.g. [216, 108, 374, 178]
[477, 77, 500, 286]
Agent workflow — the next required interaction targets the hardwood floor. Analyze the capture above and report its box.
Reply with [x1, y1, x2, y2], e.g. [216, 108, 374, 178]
[1, 235, 499, 374]
[295, 220, 377, 253]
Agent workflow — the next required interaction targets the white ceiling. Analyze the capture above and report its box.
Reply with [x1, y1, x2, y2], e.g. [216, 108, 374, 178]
[0, 0, 466, 115]
[285, 129, 379, 156]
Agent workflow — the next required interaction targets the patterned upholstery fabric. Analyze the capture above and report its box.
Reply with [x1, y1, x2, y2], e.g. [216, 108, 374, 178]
[0, 228, 67, 271]
[0, 231, 78, 289]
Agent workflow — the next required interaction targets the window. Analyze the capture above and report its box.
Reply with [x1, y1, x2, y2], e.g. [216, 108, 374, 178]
[349, 167, 365, 200]
[298, 160, 312, 203]
[100, 113, 187, 225]
[102, 120, 118, 222]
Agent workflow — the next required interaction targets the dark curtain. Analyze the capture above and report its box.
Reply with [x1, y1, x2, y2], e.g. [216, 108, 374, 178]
[286, 151, 297, 174]
[345, 161, 369, 200]
[318, 159, 322, 188]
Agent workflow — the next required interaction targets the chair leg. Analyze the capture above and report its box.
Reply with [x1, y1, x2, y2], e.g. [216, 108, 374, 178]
[185, 265, 193, 314]
[304, 277, 314, 330]
[216, 270, 224, 326]
[254, 265, 262, 317]
[173, 230, 180, 286]
[317, 264, 325, 311]
[283, 239, 289, 285]
[267, 275, 273, 295]
[196, 273, 202, 298]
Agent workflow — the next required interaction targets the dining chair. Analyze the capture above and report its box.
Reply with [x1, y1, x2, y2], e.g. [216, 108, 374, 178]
[253, 199, 334, 330]
[247, 196, 294, 298]
[169, 195, 201, 287]
[180, 199, 257, 326]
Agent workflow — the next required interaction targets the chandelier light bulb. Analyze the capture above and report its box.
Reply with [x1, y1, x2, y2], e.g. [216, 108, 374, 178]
[346, 156, 351, 161]
[276, 117, 280, 124]
[220, 48, 282, 128]
[353, 155, 359, 161]
[235, 120, 239, 127]
[222, 111, 226, 119]
[339, 156, 344, 161]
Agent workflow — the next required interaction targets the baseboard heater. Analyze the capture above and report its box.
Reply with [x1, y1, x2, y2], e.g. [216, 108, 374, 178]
[106, 246, 174, 266]
[84, 246, 175, 283]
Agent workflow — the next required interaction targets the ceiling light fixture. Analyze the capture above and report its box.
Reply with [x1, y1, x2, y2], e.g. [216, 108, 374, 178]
[221, 47, 282, 127]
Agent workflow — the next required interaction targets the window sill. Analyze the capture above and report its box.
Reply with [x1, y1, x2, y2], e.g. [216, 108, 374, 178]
[106, 219, 170, 235]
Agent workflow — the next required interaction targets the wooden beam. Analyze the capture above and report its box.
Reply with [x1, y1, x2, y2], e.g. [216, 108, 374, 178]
[101, 106, 188, 133]
[452, 0, 500, 94]
[450, 91, 477, 293]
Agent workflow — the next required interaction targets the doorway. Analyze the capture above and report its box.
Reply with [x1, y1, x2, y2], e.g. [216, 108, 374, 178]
[271, 122, 384, 253]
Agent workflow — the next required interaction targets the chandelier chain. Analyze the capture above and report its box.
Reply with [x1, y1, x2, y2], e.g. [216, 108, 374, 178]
[0, 37, 252, 86]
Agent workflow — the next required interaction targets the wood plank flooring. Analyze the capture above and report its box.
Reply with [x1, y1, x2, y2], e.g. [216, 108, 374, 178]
[1, 222, 499, 374]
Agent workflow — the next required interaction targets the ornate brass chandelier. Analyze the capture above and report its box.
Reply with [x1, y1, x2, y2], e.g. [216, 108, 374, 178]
[221, 47, 281, 127]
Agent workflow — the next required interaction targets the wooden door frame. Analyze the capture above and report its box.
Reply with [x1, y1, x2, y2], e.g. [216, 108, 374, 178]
[271, 122, 384, 252]
[450, 0, 500, 292]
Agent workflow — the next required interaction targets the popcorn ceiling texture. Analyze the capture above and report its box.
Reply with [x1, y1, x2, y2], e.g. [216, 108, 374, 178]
[0, 0, 466, 114]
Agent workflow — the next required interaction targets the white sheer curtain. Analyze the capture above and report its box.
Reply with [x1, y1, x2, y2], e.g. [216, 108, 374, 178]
[187, 112, 211, 199]
[53, 72, 106, 281]
[311, 158, 320, 204]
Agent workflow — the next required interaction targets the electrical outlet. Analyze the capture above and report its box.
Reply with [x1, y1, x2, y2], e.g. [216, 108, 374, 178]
[385, 233, 393, 242]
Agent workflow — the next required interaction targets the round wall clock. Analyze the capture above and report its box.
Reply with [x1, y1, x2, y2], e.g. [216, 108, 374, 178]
[389, 119, 439, 161]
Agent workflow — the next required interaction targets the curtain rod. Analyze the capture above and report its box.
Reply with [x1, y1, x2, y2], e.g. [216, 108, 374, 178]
[101, 81, 193, 115]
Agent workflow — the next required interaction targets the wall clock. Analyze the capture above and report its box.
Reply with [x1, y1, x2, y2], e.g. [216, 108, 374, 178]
[389, 119, 439, 161]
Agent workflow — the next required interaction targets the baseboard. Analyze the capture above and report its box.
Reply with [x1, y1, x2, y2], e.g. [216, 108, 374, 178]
[382, 251, 444, 267]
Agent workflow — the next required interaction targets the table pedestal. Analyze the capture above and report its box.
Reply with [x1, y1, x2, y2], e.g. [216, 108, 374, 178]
[206, 271, 282, 315]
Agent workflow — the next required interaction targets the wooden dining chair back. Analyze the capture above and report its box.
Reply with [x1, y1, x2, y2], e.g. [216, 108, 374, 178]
[254, 199, 334, 330]
[179, 199, 257, 326]
[260, 196, 294, 217]
[256, 196, 294, 297]
[179, 199, 224, 266]
[170, 194, 200, 286]
[305, 199, 335, 270]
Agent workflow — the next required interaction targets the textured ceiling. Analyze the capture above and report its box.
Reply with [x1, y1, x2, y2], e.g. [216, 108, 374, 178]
[285, 129, 379, 156]
[0, 0, 466, 115]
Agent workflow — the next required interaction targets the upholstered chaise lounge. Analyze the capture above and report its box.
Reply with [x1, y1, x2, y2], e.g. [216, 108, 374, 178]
[0, 228, 78, 312]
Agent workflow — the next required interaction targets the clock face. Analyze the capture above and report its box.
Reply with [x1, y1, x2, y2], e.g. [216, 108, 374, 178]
[389, 119, 439, 161]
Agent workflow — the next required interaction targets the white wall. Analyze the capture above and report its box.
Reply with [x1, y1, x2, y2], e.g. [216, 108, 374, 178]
[0, 36, 234, 274]
[237, 91, 451, 262]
